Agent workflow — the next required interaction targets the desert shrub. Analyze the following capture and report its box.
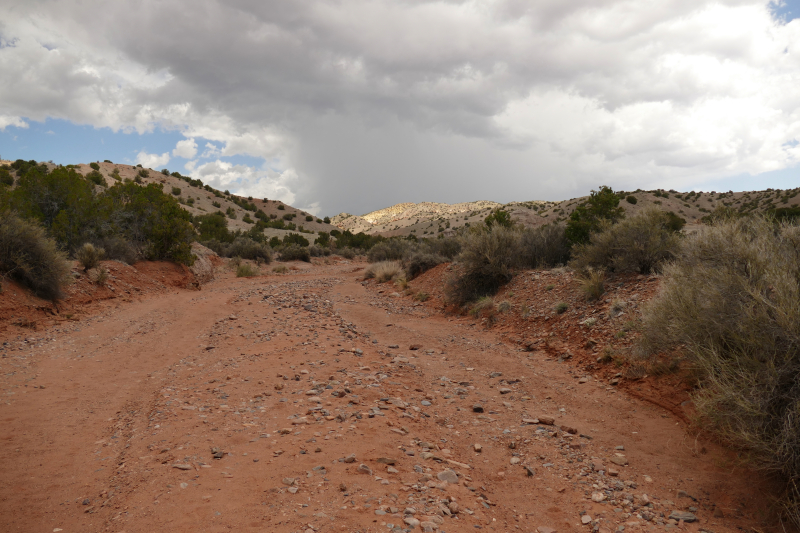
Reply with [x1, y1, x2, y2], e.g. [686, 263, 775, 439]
[171, 187, 181, 196]
[222, 237, 272, 263]
[576, 268, 605, 301]
[403, 252, 447, 279]
[445, 226, 521, 306]
[194, 212, 234, 242]
[497, 300, 511, 313]
[565, 185, 625, 245]
[92, 236, 138, 264]
[469, 296, 496, 317]
[277, 204, 285, 210]
[161, 168, 169, 175]
[338, 247, 356, 259]
[570, 209, 681, 274]
[518, 224, 570, 268]
[283, 233, 310, 247]
[425, 237, 461, 259]
[272, 265, 288, 274]
[415, 291, 429, 302]
[236, 263, 259, 277]
[638, 215, 800, 522]
[323, 216, 331, 223]
[137, 169, 149, 178]
[242, 214, 254, 224]
[368, 239, 411, 262]
[554, 301, 568, 314]
[0, 211, 71, 300]
[364, 261, 404, 283]
[76, 243, 105, 271]
[305, 215, 313, 221]
[279, 244, 311, 262]
[308, 245, 330, 257]
[91, 265, 109, 285]
[625, 195, 637, 204]
[89, 162, 100, 171]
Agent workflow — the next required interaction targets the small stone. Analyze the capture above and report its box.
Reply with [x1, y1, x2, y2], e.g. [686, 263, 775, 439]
[472, 404, 484, 413]
[537, 527, 557, 533]
[375, 509, 387, 516]
[510, 457, 521, 465]
[473, 443, 482, 453]
[581, 515, 592, 525]
[409, 344, 422, 350]
[404, 516, 421, 528]
[287, 486, 298, 494]
[421, 400, 431, 406]
[499, 387, 512, 394]
[339, 483, 347, 491]
[282, 477, 296, 486]
[448, 501, 460, 514]
[377, 457, 396, 465]
[609, 456, 628, 466]
[343, 453, 356, 463]
[591, 492, 606, 502]
[668, 511, 697, 523]
[436, 469, 459, 484]
[578, 376, 590, 384]
[524, 466, 536, 477]
[172, 464, 192, 470]
[357, 463, 373, 475]
[538, 416, 555, 425]
[607, 468, 619, 477]
[387, 466, 399, 474]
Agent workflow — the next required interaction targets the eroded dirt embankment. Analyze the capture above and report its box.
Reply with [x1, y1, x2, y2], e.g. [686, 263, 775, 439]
[0, 259, 781, 533]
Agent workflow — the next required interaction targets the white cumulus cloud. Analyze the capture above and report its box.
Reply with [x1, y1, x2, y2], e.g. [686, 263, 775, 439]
[172, 138, 197, 159]
[135, 150, 170, 169]
[0, 115, 28, 131]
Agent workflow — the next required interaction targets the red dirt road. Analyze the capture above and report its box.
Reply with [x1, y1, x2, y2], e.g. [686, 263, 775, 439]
[0, 261, 779, 533]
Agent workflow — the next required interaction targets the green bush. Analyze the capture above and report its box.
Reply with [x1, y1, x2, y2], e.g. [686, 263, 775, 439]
[0, 211, 71, 300]
[554, 301, 568, 314]
[171, 187, 181, 195]
[0, 168, 14, 186]
[279, 244, 311, 262]
[625, 195, 637, 204]
[323, 216, 330, 224]
[637, 215, 800, 524]
[86, 170, 106, 187]
[277, 204, 285, 210]
[89, 162, 100, 171]
[305, 215, 313, 222]
[137, 169, 149, 178]
[565, 185, 625, 245]
[570, 209, 681, 274]
[518, 224, 570, 268]
[283, 233, 310, 247]
[484, 208, 513, 228]
[445, 226, 520, 306]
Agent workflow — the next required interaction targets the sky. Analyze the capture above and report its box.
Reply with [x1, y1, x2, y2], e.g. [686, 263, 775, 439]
[1, 1, 799, 217]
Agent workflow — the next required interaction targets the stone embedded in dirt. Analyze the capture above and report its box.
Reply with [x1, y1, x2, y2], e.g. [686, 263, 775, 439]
[473, 443, 482, 453]
[499, 387, 512, 394]
[522, 418, 538, 425]
[609, 456, 628, 466]
[510, 457, 521, 465]
[409, 344, 422, 350]
[437, 469, 459, 484]
[387, 466, 399, 474]
[472, 404, 484, 413]
[377, 457, 396, 465]
[591, 492, 607, 502]
[388, 344, 399, 349]
[561, 426, 578, 434]
[607, 468, 619, 477]
[448, 501, 459, 514]
[538, 416, 555, 425]
[172, 464, 192, 470]
[282, 477, 296, 486]
[357, 463, 373, 475]
[578, 376, 590, 384]
[524, 466, 536, 477]
[537, 527, 557, 533]
[339, 483, 347, 492]
[404, 516, 421, 528]
[342, 453, 356, 463]
[668, 511, 698, 523]
[489, 372, 503, 378]
[287, 486, 298, 494]
[581, 514, 592, 525]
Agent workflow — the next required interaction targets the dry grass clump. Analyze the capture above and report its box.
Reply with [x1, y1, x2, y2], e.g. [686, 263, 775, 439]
[576, 268, 605, 301]
[637, 215, 800, 524]
[367, 240, 411, 262]
[76, 243, 104, 272]
[414, 291, 430, 302]
[364, 261, 405, 283]
[571, 209, 681, 274]
[272, 265, 288, 274]
[445, 226, 520, 306]
[236, 263, 259, 277]
[91, 265, 109, 285]
[0, 211, 71, 301]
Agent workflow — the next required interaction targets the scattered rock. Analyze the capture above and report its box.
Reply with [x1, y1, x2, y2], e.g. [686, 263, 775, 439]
[591, 492, 606, 502]
[172, 464, 192, 470]
[436, 469, 459, 484]
[581, 515, 592, 525]
[668, 511, 697, 523]
[357, 464, 373, 475]
[538, 416, 555, 425]
[537, 527, 557, 533]
[472, 404, 484, 413]
[409, 344, 422, 350]
[473, 443, 482, 453]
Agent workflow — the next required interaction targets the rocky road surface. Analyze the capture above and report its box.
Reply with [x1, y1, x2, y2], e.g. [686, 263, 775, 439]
[0, 262, 773, 533]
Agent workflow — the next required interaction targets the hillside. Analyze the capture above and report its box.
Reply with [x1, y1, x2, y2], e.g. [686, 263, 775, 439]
[333, 187, 800, 237]
[0, 158, 337, 243]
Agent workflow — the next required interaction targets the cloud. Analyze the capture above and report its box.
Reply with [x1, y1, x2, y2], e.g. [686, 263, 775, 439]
[135, 150, 170, 169]
[1, 1, 800, 213]
[0, 115, 28, 130]
[190, 159, 298, 205]
[172, 137, 197, 159]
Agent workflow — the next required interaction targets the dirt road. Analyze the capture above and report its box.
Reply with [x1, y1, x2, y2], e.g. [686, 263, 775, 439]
[0, 261, 776, 532]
